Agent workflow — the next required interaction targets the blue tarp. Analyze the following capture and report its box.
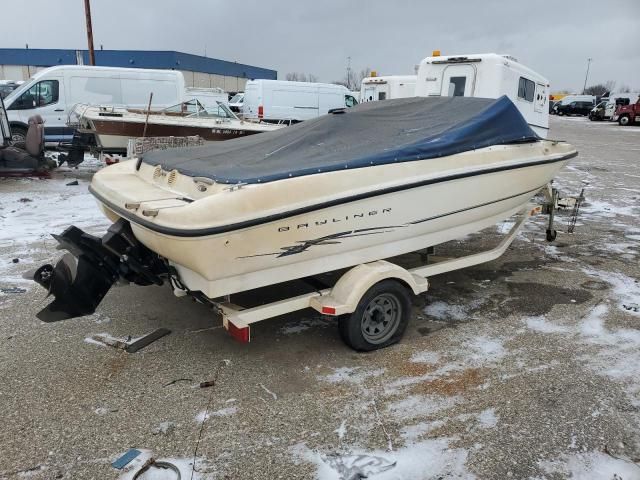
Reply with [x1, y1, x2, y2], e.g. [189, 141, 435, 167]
[143, 95, 539, 184]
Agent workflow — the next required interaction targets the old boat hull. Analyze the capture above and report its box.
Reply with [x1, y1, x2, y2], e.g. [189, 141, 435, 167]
[88, 119, 265, 152]
[90, 141, 576, 299]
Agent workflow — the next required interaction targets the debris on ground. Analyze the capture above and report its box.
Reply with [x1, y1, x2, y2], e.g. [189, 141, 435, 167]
[112, 449, 141, 470]
[0, 287, 26, 294]
[86, 328, 171, 353]
[65, 180, 79, 186]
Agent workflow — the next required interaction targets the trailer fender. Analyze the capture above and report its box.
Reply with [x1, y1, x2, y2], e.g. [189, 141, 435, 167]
[310, 260, 429, 316]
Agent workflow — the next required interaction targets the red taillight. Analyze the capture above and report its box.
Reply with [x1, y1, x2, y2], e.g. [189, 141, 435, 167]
[227, 322, 250, 343]
[258, 105, 264, 119]
[321, 306, 336, 315]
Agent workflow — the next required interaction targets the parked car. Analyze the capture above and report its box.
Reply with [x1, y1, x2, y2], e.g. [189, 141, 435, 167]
[242, 80, 358, 123]
[613, 97, 640, 126]
[554, 101, 594, 116]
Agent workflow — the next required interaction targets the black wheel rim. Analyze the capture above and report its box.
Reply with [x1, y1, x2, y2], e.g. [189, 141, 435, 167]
[361, 293, 401, 344]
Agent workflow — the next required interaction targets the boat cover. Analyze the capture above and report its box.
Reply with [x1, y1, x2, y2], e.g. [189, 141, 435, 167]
[142, 95, 539, 184]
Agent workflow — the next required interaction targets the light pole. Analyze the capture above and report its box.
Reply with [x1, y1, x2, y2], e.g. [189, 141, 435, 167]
[582, 58, 592, 94]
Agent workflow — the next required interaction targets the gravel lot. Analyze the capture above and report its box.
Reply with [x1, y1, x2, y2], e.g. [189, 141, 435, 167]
[1, 117, 639, 479]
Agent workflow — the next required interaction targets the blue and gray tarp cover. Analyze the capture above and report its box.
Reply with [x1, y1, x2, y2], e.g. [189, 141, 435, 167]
[142, 95, 539, 184]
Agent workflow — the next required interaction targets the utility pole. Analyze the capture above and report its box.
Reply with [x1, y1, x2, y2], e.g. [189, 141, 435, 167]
[84, 0, 96, 66]
[582, 57, 592, 94]
[346, 56, 352, 90]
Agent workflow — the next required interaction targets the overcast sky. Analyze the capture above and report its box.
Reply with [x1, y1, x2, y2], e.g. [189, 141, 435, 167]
[2, 0, 639, 91]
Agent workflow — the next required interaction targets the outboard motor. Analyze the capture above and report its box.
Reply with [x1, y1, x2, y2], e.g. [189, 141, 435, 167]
[33, 219, 167, 322]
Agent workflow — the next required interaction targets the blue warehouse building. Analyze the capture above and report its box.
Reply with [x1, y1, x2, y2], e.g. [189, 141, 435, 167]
[0, 48, 277, 91]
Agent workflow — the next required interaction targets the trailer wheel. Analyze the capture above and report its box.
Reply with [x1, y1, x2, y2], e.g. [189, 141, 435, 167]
[338, 280, 411, 351]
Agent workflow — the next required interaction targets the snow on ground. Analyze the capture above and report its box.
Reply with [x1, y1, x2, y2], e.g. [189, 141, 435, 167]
[195, 406, 237, 424]
[423, 298, 486, 321]
[524, 294, 640, 405]
[536, 451, 640, 480]
[290, 437, 475, 480]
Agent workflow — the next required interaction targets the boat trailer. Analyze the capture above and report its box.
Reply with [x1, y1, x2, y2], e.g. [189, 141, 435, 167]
[31, 184, 583, 350]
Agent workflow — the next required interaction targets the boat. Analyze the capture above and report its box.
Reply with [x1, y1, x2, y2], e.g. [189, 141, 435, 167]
[33, 96, 577, 338]
[71, 99, 282, 155]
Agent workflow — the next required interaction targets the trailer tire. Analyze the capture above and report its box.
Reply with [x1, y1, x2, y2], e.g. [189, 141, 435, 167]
[338, 280, 411, 351]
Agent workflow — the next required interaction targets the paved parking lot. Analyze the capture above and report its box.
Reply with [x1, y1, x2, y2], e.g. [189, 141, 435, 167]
[1, 117, 639, 479]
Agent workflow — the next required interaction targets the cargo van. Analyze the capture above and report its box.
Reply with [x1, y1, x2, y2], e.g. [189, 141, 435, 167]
[360, 75, 416, 102]
[414, 53, 550, 138]
[3, 65, 186, 145]
[242, 80, 358, 123]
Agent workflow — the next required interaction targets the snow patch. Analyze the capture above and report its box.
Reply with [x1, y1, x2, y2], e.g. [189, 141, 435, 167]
[322, 367, 385, 385]
[525, 315, 571, 334]
[290, 437, 475, 480]
[386, 394, 461, 420]
[538, 451, 640, 480]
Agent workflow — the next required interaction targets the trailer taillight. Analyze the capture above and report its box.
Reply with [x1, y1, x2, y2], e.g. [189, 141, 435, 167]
[226, 321, 250, 343]
[258, 105, 263, 119]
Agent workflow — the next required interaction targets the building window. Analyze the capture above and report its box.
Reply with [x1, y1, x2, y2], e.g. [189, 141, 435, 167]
[518, 77, 535, 102]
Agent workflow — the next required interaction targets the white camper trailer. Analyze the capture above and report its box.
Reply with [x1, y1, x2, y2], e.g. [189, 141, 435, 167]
[360, 75, 417, 102]
[415, 53, 549, 138]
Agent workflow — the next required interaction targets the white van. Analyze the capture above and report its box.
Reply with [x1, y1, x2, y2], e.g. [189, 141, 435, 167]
[415, 53, 550, 138]
[360, 75, 416, 102]
[242, 80, 358, 123]
[3, 65, 186, 145]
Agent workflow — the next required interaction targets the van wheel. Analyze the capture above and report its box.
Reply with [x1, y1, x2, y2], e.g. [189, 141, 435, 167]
[338, 280, 411, 351]
[557, 110, 564, 116]
[619, 115, 631, 126]
[11, 126, 27, 146]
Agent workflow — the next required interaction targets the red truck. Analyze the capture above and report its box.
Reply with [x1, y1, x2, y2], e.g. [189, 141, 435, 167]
[613, 96, 640, 126]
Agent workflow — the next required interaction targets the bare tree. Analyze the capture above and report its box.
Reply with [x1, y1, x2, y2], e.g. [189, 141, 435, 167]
[334, 67, 373, 91]
[619, 84, 632, 93]
[284, 72, 317, 83]
[584, 84, 609, 96]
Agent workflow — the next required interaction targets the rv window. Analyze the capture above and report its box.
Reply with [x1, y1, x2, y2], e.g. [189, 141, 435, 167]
[517, 77, 535, 102]
[378, 92, 386, 100]
[448, 77, 466, 97]
[9, 80, 59, 110]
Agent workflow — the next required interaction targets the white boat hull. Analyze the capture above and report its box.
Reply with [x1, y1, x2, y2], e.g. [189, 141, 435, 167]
[91, 141, 575, 299]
